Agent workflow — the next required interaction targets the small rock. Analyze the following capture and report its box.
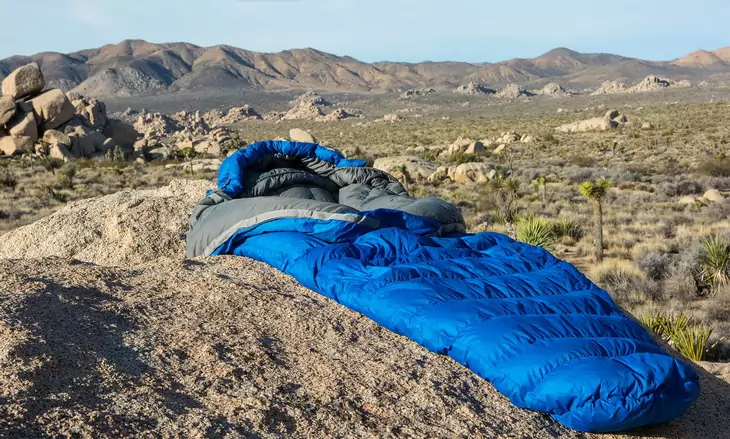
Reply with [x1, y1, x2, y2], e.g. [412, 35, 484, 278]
[43, 129, 71, 146]
[290, 128, 317, 143]
[702, 189, 725, 204]
[373, 156, 438, 180]
[450, 163, 495, 184]
[0, 136, 33, 156]
[641, 122, 654, 130]
[146, 145, 171, 161]
[464, 141, 486, 156]
[49, 143, 75, 161]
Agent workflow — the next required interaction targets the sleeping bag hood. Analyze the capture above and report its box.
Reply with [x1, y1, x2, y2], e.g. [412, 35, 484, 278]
[186, 140, 700, 433]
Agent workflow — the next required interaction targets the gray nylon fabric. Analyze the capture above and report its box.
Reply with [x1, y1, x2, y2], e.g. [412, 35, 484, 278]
[186, 153, 466, 257]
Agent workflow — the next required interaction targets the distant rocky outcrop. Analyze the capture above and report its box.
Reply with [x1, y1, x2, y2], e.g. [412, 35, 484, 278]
[592, 75, 692, 95]
[401, 88, 436, 99]
[0, 63, 136, 160]
[454, 82, 496, 95]
[556, 109, 629, 133]
[71, 66, 167, 98]
[538, 83, 571, 97]
[202, 106, 262, 127]
[497, 84, 534, 99]
[592, 80, 628, 95]
[290, 91, 331, 107]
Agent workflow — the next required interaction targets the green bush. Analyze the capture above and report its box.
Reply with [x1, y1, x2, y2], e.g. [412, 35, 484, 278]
[516, 216, 556, 249]
[551, 219, 585, 241]
[56, 165, 77, 189]
[697, 156, 730, 177]
[699, 235, 730, 293]
[639, 312, 714, 361]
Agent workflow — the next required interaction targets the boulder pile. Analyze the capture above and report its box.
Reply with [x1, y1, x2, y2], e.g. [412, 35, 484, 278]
[0, 63, 138, 160]
[401, 88, 436, 99]
[133, 110, 242, 160]
[592, 76, 692, 95]
[202, 106, 262, 126]
[556, 109, 629, 133]
[290, 91, 331, 107]
[268, 92, 364, 122]
[591, 80, 628, 95]
[454, 82, 496, 95]
[538, 83, 571, 97]
[497, 84, 534, 99]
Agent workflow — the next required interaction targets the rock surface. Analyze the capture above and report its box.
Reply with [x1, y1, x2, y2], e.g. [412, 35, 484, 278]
[0, 135, 32, 156]
[0, 96, 16, 126]
[497, 84, 534, 99]
[30, 89, 76, 130]
[454, 82, 495, 95]
[1, 62, 45, 98]
[0, 180, 728, 438]
[373, 156, 437, 180]
[289, 128, 317, 143]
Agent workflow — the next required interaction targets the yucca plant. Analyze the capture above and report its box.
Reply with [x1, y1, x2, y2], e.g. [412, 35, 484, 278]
[487, 172, 521, 238]
[517, 216, 556, 249]
[699, 235, 730, 293]
[640, 312, 713, 361]
[672, 324, 714, 361]
[552, 219, 585, 241]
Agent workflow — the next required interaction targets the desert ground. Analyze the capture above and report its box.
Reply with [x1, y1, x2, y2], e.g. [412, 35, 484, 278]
[1, 70, 730, 436]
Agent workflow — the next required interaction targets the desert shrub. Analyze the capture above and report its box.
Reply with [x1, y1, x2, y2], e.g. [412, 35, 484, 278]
[591, 260, 645, 287]
[1, 169, 17, 189]
[699, 235, 730, 293]
[591, 261, 653, 306]
[639, 312, 714, 361]
[446, 152, 480, 165]
[56, 165, 77, 189]
[706, 203, 730, 222]
[664, 270, 700, 301]
[551, 219, 585, 241]
[635, 251, 673, 281]
[698, 156, 730, 177]
[40, 157, 63, 174]
[516, 216, 556, 249]
[568, 155, 596, 167]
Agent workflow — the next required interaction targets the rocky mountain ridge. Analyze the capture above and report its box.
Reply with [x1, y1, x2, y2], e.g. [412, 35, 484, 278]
[2, 41, 729, 98]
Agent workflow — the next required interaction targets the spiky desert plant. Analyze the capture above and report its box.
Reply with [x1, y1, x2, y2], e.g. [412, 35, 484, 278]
[552, 219, 585, 241]
[532, 175, 547, 203]
[640, 312, 713, 361]
[699, 235, 730, 293]
[487, 172, 521, 238]
[672, 324, 714, 361]
[517, 216, 556, 249]
[579, 178, 611, 262]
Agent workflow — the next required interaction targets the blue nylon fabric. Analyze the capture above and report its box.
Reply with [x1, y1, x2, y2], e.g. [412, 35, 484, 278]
[217, 140, 367, 198]
[211, 214, 700, 432]
[208, 140, 700, 432]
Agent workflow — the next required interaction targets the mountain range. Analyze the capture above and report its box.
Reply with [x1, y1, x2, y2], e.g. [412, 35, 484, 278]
[1, 40, 729, 98]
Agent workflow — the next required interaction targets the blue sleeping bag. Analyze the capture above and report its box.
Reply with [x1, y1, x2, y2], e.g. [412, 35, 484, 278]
[187, 141, 700, 432]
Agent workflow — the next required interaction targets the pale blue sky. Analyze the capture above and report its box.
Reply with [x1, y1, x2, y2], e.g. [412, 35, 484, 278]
[1, 0, 728, 62]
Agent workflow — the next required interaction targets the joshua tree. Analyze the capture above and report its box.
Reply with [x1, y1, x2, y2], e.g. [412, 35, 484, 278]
[488, 172, 521, 238]
[532, 175, 547, 204]
[579, 178, 611, 262]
